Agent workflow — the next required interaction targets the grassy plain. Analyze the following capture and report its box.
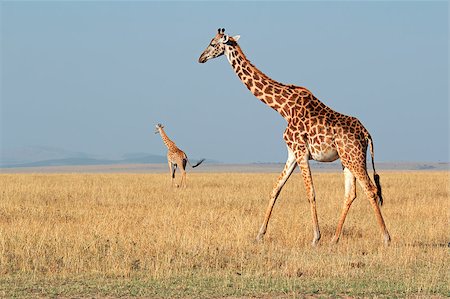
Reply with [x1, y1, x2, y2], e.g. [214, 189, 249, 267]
[0, 171, 448, 298]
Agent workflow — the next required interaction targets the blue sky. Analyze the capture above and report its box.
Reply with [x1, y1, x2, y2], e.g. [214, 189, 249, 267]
[1, 1, 448, 163]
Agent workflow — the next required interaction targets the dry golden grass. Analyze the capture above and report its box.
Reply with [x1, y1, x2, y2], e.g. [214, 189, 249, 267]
[0, 171, 448, 297]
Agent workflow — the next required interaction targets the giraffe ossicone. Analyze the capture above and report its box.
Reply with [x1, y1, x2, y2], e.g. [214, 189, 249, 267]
[198, 28, 391, 246]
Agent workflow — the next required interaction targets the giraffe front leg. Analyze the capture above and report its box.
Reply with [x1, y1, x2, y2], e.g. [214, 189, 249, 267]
[297, 152, 321, 246]
[256, 146, 297, 242]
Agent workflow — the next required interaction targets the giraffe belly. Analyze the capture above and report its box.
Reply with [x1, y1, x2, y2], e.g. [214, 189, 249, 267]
[308, 145, 339, 162]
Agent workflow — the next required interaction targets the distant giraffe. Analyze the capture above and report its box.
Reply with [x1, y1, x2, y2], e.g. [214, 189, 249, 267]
[199, 28, 390, 246]
[155, 124, 205, 188]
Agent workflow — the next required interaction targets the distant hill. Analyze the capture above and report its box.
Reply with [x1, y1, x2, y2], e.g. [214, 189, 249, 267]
[119, 153, 167, 164]
[0, 146, 167, 168]
[1, 146, 90, 165]
[0, 156, 168, 168]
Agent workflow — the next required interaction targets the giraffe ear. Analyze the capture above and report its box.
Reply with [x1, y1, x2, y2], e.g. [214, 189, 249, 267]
[232, 35, 240, 42]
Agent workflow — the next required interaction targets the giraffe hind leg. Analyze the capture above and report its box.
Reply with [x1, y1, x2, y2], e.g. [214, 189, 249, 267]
[352, 163, 391, 245]
[172, 163, 179, 188]
[168, 162, 174, 187]
[330, 167, 357, 244]
[180, 165, 187, 188]
[175, 159, 187, 188]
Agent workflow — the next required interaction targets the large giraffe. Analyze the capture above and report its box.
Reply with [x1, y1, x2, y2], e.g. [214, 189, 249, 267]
[198, 28, 390, 246]
[155, 124, 205, 188]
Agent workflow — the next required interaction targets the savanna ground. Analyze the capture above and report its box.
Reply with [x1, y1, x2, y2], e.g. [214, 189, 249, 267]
[0, 171, 448, 298]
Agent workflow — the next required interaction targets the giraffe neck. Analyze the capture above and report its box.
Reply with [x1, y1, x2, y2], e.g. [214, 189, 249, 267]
[225, 42, 296, 121]
[159, 129, 177, 150]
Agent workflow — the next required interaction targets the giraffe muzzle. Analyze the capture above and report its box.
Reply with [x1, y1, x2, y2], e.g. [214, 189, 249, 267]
[198, 54, 207, 63]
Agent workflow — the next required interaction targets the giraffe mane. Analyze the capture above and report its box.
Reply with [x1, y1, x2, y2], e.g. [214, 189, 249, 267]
[233, 43, 306, 91]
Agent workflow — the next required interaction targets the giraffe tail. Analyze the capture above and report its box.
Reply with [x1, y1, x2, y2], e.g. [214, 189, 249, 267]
[368, 134, 383, 206]
[187, 158, 205, 168]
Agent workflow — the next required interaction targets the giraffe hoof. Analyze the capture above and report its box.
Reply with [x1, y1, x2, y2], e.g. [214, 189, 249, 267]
[383, 234, 391, 246]
[311, 234, 321, 247]
[330, 237, 339, 246]
[255, 234, 264, 243]
[311, 231, 320, 247]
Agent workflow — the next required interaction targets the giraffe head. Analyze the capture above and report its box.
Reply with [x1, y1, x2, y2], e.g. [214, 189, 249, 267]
[154, 123, 164, 134]
[198, 28, 240, 63]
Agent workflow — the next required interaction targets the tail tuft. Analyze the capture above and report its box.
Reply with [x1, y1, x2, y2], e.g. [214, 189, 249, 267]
[368, 134, 383, 206]
[192, 158, 205, 168]
[374, 173, 383, 206]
